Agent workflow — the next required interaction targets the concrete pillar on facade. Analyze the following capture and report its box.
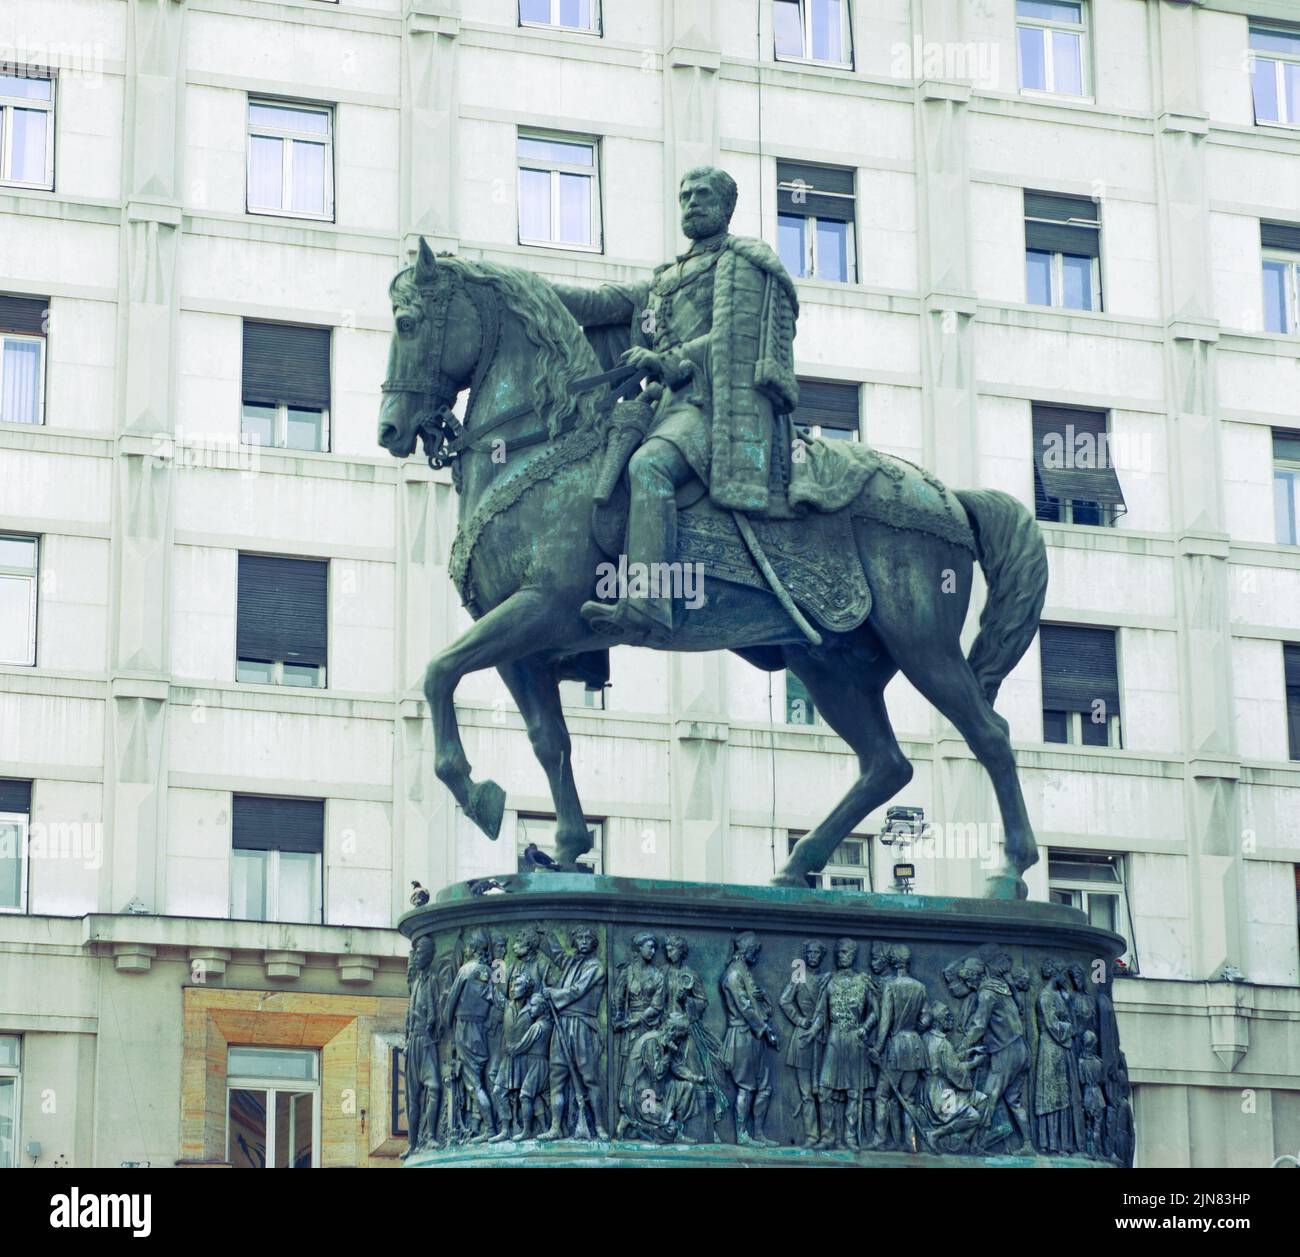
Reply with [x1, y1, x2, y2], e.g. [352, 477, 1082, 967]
[402, 0, 461, 258]
[106, 0, 187, 914]
[1151, 0, 1246, 980]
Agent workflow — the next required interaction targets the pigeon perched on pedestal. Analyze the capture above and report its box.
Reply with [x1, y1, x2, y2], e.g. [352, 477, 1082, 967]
[522, 843, 559, 871]
[409, 880, 430, 907]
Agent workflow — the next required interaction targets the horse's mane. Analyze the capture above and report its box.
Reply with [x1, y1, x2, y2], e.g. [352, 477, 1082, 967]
[389, 255, 603, 437]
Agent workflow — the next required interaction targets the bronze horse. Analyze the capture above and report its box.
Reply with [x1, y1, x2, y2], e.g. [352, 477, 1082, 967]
[378, 242, 1048, 898]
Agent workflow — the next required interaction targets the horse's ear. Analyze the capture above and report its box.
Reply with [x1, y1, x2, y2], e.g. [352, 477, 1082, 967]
[415, 237, 436, 282]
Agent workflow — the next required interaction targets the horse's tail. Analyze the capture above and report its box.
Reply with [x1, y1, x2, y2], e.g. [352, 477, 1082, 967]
[954, 489, 1048, 706]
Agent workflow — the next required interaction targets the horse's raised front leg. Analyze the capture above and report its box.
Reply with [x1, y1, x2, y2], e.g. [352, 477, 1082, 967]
[422, 589, 560, 842]
[497, 658, 594, 866]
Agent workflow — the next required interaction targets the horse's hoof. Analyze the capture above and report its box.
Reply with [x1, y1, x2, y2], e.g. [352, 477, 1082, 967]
[983, 870, 1028, 901]
[467, 779, 506, 841]
[556, 828, 596, 867]
[770, 869, 810, 890]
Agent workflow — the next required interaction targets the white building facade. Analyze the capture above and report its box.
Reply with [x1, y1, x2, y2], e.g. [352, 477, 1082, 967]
[0, 0, 1298, 1167]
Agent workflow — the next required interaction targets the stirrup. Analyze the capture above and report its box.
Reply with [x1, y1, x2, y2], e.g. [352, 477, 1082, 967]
[580, 599, 672, 647]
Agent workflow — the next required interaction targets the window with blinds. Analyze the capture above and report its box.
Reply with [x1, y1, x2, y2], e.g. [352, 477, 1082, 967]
[1032, 403, 1125, 526]
[1024, 190, 1102, 311]
[241, 321, 331, 452]
[793, 379, 859, 441]
[1285, 644, 1300, 761]
[777, 162, 856, 283]
[1262, 221, 1300, 335]
[1040, 624, 1122, 748]
[0, 295, 48, 426]
[231, 795, 324, 924]
[236, 553, 328, 687]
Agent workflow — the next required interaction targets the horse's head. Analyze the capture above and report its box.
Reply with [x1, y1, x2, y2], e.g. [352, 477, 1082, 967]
[378, 239, 482, 460]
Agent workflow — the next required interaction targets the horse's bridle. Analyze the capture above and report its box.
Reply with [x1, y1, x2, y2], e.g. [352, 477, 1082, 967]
[383, 262, 642, 470]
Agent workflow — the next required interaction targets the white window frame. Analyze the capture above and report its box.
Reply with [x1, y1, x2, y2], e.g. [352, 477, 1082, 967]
[240, 401, 331, 454]
[1275, 457, 1300, 546]
[1250, 26, 1300, 128]
[226, 1047, 321, 1169]
[518, 0, 600, 34]
[236, 658, 326, 689]
[773, 0, 854, 69]
[777, 179, 857, 284]
[230, 846, 323, 924]
[0, 534, 38, 667]
[1016, 1, 1091, 100]
[517, 812, 605, 874]
[1263, 250, 1300, 335]
[0, 812, 28, 914]
[0, 332, 46, 426]
[1047, 850, 1130, 958]
[1044, 707, 1123, 749]
[788, 832, 869, 890]
[516, 131, 602, 252]
[246, 99, 335, 222]
[1027, 247, 1102, 312]
[0, 69, 55, 190]
[0, 1035, 20, 1170]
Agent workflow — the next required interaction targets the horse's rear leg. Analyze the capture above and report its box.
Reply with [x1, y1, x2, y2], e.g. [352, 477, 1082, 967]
[887, 638, 1038, 900]
[498, 658, 594, 866]
[423, 589, 560, 842]
[772, 646, 910, 888]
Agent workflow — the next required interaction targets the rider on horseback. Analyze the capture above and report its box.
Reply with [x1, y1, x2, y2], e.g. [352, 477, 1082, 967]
[552, 166, 800, 646]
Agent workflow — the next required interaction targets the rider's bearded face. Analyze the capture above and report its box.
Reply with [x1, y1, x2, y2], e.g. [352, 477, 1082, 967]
[680, 177, 729, 240]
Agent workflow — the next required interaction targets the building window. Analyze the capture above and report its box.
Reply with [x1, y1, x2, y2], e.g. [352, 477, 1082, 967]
[1025, 191, 1101, 311]
[1285, 644, 1300, 761]
[793, 379, 860, 442]
[773, 0, 853, 67]
[1017, 1, 1088, 97]
[1262, 222, 1300, 334]
[241, 321, 331, 452]
[0, 68, 54, 189]
[517, 812, 604, 873]
[788, 832, 870, 891]
[1032, 405, 1126, 526]
[0, 779, 31, 915]
[236, 554, 328, 687]
[227, 1046, 319, 1169]
[0, 535, 37, 667]
[0, 296, 47, 425]
[517, 133, 600, 250]
[1250, 25, 1300, 127]
[0, 1035, 19, 1168]
[519, 0, 599, 32]
[786, 671, 823, 725]
[1275, 430, 1300, 545]
[1040, 624, 1122, 748]
[777, 162, 855, 283]
[247, 100, 334, 220]
[231, 795, 324, 924]
[1048, 851, 1129, 953]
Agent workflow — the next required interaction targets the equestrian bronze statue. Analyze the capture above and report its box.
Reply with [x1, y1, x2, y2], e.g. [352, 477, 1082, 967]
[378, 166, 1048, 900]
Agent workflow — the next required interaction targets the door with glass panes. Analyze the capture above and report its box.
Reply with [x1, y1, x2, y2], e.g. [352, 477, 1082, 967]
[226, 1046, 319, 1168]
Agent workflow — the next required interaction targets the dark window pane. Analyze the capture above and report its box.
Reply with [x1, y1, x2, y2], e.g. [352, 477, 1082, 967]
[787, 671, 818, 725]
[1080, 714, 1110, 746]
[1088, 893, 1118, 933]
[228, 1089, 268, 1168]
[1043, 709, 1069, 743]
[1071, 500, 1103, 526]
